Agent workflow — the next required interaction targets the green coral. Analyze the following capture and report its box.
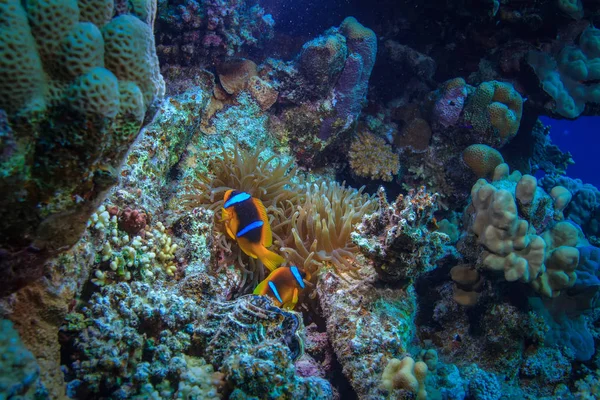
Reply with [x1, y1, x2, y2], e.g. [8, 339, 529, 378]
[0, 0, 165, 296]
[87, 206, 178, 285]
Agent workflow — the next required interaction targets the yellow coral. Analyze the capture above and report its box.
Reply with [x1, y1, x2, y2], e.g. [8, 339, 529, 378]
[470, 164, 585, 297]
[349, 130, 400, 181]
[382, 357, 428, 400]
[465, 81, 523, 142]
[340, 16, 376, 41]
[462, 144, 504, 178]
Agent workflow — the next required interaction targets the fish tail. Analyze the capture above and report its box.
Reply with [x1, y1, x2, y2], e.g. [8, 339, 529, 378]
[255, 246, 285, 271]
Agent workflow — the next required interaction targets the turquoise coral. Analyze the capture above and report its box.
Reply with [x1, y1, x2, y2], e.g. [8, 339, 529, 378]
[0, 319, 44, 399]
[528, 26, 600, 118]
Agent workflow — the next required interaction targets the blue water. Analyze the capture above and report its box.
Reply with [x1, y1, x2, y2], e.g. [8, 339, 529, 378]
[541, 116, 600, 188]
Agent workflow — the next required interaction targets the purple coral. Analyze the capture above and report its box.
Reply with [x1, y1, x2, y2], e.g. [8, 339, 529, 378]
[432, 78, 468, 129]
[319, 17, 377, 140]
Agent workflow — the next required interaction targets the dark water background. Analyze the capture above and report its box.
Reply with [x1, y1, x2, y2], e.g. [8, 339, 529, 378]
[542, 116, 600, 188]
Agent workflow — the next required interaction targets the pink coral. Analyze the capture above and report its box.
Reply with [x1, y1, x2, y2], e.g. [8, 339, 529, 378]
[432, 78, 468, 129]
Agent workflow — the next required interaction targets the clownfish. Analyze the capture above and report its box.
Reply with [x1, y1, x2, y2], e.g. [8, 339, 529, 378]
[222, 190, 285, 271]
[253, 265, 307, 310]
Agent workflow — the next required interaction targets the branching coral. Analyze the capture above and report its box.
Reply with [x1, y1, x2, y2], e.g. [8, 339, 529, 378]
[87, 205, 178, 284]
[348, 130, 400, 181]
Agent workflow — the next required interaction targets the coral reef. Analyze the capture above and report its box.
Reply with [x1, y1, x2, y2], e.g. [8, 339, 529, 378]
[540, 174, 600, 243]
[528, 26, 600, 118]
[317, 265, 417, 398]
[0, 319, 43, 399]
[63, 282, 205, 397]
[264, 16, 377, 166]
[156, 0, 274, 92]
[463, 80, 523, 146]
[462, 144, 504, 179]
[1, 1, 600, 399]
[353, 186, 451, 282]
[382, 356, 428, 399]
[0, 0, 165, 296]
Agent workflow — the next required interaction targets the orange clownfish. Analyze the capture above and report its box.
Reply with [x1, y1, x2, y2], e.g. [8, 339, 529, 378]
[253, 265, 307, 310]
[222, 190, 285, 271]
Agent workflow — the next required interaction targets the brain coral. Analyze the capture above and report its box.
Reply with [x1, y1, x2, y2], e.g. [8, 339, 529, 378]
[464, 80, 523, 146]
[0, 0, 165, 296]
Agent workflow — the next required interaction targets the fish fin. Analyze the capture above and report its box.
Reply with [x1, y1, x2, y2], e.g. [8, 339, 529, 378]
[237, 237, 259, 259]
[254, 245, 284, 271]
[252, 198, 273, 247]
[283, 288, 299, 310]
[253, 280, 268, 295]
[223, 189, 234, 204]
[221, 208, 237, 240]
[225, 223, 236, 240]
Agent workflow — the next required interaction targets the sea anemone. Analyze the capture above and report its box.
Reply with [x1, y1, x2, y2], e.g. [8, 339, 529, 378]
[182, 146, 375, 293]
[181, 145, 300, 287]
[277, 181, 376, 281]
